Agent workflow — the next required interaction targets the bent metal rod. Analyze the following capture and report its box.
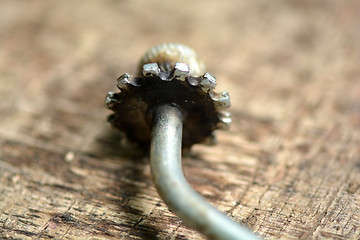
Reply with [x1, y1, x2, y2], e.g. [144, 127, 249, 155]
[105, 43, 260, 240]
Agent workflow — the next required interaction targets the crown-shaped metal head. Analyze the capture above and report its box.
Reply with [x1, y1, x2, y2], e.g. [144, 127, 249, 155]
[105, 43, 231, 149]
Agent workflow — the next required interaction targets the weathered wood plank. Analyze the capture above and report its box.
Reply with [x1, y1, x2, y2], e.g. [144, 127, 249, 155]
[0, 0, 360, 239]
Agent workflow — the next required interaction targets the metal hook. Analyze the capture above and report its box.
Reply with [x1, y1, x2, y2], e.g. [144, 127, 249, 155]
[105, 43, 260, 240]
[151, 104, 259, 240]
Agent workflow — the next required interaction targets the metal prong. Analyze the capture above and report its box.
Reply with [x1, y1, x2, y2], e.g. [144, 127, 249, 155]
[217, 111, 232, 130]
[187, 77, 201, 86]
[117, 73, 135, 91]
[143, 63, 161, 77]
[104, 92, 117, 109]
[210, 91, 231, 110]
[200, 72, 217, 92]
[174, 63, 190, 81]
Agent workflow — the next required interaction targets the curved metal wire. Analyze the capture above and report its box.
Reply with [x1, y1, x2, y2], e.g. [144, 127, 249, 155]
[150, 104, 260, 240]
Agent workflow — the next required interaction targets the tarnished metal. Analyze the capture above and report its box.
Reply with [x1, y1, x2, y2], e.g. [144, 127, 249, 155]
[151, 104, 259, 240]
[105, 44, 231, 149]
[173, 62, 190, 81]
[105, 43, 259, 240]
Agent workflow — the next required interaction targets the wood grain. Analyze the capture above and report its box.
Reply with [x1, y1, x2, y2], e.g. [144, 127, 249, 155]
[0, 0, 359, 239]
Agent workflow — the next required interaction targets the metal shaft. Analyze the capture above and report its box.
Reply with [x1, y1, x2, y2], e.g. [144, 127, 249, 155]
[150, 104, 260, 240]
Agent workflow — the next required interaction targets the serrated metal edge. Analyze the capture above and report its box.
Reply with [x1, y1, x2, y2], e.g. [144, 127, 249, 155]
[117, 73, 136, 91]
[173, 63, 190, 81]
[107, 62, 232, 147]
[143, 63, 160, 77]
[187, 76, 201, 86]
[216, 111, 231, 130]
[209, 91, 231, 110]
[104, 92, 117, 109]
[199, 72, 217, 92]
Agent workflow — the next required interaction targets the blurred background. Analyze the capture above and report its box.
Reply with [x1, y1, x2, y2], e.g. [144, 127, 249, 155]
[0, 0, 359, 239]
[1, 0, 359, 149]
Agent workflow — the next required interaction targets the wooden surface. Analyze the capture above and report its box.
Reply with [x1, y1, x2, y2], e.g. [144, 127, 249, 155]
[1, 0, 360, 239]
